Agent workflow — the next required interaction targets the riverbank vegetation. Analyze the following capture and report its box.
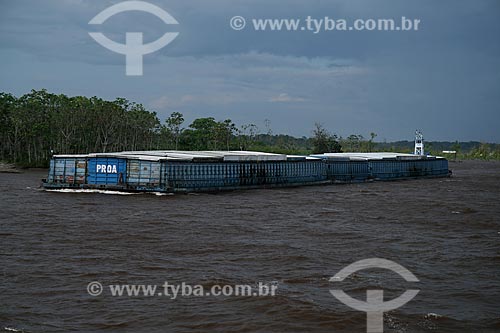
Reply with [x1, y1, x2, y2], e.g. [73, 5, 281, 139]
[1, 90, 499, 167]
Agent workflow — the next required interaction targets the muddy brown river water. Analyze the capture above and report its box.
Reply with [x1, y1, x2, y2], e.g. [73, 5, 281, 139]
[1, 160, 499, 332]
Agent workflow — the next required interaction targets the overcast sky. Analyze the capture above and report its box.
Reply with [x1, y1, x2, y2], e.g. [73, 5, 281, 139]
[1, 0, 499, 142]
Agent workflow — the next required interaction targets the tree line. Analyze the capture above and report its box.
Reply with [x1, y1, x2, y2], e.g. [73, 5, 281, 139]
[1, 90, 498, 167]
[1, 90, 161, 166]
[0, 90, 327, 166]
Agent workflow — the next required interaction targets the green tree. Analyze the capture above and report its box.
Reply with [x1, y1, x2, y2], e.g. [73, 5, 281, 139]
[214, 119, 237, 151]
[166, 111, 184, 150]
[311, 123, 342, 154]
[238, 123, 258, 150]
[367, 132, 377, 152]
[184, 117, 217, 150]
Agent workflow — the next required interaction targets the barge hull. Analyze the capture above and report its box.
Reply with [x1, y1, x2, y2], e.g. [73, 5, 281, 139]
[42, 151, 450, 193]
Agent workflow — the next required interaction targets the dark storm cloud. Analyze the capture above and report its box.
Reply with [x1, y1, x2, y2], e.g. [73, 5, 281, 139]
[0, 0, 499, 141]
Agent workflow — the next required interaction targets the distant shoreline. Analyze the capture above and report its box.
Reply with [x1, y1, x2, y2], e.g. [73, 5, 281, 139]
[0, 162, 21, 173]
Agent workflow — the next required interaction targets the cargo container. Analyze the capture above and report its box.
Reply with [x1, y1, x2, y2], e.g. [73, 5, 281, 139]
[42, 151, 449, 193]
[311, 152, 450, 181]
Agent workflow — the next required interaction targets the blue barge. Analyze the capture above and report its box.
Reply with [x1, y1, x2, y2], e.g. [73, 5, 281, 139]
[42, 151, 450, 193]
